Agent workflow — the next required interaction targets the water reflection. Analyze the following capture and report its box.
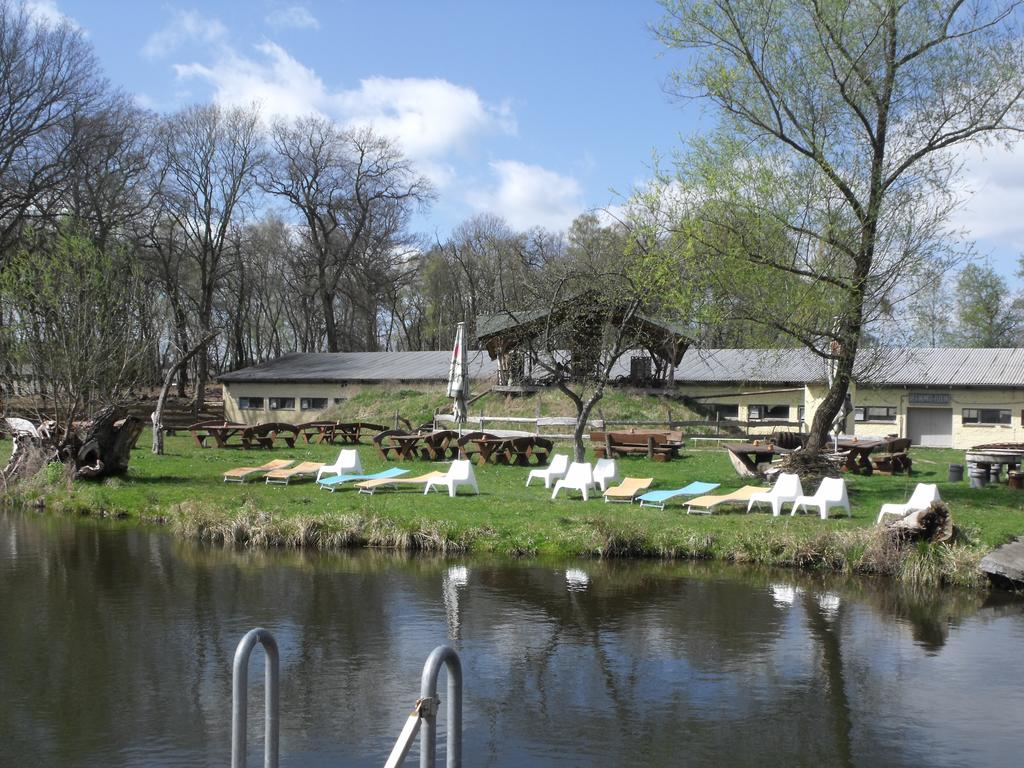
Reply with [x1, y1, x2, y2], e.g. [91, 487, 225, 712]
[1, 511, 1023, 767]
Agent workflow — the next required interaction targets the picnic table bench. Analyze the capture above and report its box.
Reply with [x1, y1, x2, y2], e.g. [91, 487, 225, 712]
[466, 435, 553, 466]
[241, 423, 298, 450]
[869, 437, 912, 475]
[188, 420, 247, 448]
[591, 430, 685, 462]
[374, 429, 423, 461]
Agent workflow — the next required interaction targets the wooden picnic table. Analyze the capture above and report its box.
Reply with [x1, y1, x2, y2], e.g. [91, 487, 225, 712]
[385, 433, 424, 461]
[835, 439, 887, 475]
[189, 422, 247, 448]
[298, 421, 338, 444]
[241, 423, 298, 450]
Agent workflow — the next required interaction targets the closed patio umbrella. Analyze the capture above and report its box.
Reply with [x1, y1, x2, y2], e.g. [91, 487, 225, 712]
[447, 322, 469, 426]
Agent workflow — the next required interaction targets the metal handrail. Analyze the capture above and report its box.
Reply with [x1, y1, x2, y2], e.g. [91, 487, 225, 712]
[385, 645, 463, 768]
[419, 646, 462, 768]
[232, 628, 280, 768]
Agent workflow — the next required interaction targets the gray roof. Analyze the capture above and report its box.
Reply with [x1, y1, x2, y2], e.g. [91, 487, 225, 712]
[219, 347, 1024, 388]
[219, 351, 498, 384]
[671, 347, 1024, 387]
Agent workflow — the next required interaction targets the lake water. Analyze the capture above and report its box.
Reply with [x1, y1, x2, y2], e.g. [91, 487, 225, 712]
[2, 510, 1023, 767]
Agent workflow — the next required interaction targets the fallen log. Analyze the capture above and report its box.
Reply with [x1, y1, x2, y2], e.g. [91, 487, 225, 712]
[887, 501, 954, 544]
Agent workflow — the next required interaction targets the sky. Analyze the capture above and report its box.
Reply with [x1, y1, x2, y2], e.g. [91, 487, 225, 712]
[25, 0, 1024, 286]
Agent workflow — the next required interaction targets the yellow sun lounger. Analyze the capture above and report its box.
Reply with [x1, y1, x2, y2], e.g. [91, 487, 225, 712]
[223, 459, 294, 483]
[685, 485, 764, 515]
[357, 471, 447, 495]
[603, 477, 654, 503]
[264, 461, 324, 485]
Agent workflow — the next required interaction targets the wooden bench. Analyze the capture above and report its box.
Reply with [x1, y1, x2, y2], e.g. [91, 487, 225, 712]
[241, 423, 298, 450]
[590, 431, 684, 462]
[870, 438, 913, 475]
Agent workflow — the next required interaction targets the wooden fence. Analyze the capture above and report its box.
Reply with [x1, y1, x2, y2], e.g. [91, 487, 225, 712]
[433, 413, 804, 442]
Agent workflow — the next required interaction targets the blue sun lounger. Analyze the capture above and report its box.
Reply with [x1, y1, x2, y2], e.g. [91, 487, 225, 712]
[318, 466, 409, 492]
[637, 482, 721, 510]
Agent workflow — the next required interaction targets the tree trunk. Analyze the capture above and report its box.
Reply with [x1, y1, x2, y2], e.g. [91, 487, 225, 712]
[152, 331, 219, 454]
[321, 286, 338, 352]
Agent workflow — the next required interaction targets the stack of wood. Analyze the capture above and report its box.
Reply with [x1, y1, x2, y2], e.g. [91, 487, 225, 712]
[774, 450, 843, 487]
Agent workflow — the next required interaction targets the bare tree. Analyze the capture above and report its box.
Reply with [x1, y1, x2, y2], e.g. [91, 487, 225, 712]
[261, 117, 432, 351]
[152, 103, 263, 414]
[0, 1, 104, 259]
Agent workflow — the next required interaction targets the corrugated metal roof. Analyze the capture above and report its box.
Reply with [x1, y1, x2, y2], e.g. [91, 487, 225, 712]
[672, 348, 826, 384]
[219, 348, 1024, 388]
[861, 348, 1024, 387]
[672, 347, 1024, 387]
[219, 351, 498, 383]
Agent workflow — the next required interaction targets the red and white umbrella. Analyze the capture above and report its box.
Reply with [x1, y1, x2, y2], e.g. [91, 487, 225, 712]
[447, 322, 469, 425]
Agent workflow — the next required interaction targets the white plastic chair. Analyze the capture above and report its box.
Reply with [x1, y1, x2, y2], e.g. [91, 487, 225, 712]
[746, 472, 804, 517]
[876, 483, 940, 525]
[315, 448, 362, 482]
[551, 462, 596, 501]
[791, 477, 850, 519]
[424, 460, 479, 498]
[593, 458, 620, 492]
[526, 453, 569, 489]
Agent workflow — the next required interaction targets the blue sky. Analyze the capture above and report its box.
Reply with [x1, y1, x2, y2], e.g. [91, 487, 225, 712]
[27, 1, 1024, 285]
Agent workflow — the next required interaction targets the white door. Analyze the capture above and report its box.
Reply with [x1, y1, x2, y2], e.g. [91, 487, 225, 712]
[907, 407, 953, 448]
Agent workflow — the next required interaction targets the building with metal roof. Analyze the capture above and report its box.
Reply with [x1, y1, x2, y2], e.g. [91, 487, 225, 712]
[218, 347, 1024, 449]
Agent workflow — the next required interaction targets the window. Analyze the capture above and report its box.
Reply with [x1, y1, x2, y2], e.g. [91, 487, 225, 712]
[301, 397, 328, 410]
[268, 397, 295, 410]
[855, 406, 896, 423]
[712, 404, 739, 421]
[798, 406, 805, 424]
[963, 408, 1011, 425]
[237, 397, 264, 410]
[748, 404, 790, 421]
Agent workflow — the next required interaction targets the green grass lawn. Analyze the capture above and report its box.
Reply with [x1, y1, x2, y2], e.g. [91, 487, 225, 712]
[4, 432, 1023, 587]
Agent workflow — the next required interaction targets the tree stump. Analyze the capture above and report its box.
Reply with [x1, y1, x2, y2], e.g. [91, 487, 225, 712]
[2, 406, 144, 484]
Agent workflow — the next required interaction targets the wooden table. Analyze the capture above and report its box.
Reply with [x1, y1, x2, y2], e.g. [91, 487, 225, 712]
[469, 437, 511, 464]
[386, 434, 424, 461]
[190, 421, 245, 448]
[835, 439, 886, 474]
[722, 443, 778, 476]
[298, 421, 338, 444]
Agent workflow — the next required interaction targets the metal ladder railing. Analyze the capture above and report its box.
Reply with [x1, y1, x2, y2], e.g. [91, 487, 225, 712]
[230, 630, 462, 768]
[232, 628, 280, 768]
[384, 645, 463, 768]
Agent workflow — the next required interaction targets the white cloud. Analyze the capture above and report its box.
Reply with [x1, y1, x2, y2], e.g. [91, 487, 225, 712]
[142, 10, 228, 59]
[951, 143, 1024, 252]
[265, 5, 320, 30]
[468, 160, 584, 231]
[334, 76, 516, 161]
[175, 41, 329, 120]
[173, 41, 516, 188]
[24, 0, 78, 29]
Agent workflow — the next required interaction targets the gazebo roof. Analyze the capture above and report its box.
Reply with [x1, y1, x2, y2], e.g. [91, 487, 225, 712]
[477, 303, 692, 366]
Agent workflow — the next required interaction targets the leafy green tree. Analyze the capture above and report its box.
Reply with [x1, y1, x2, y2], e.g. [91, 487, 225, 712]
[656, 0, 1024, 451]
[955, 263, 1024, 346]
[0, 223, 147, 437]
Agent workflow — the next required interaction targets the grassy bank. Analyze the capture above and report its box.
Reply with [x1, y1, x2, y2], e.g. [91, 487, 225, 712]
[323, 384, 698, 427]
[4, 430, 1023, 589]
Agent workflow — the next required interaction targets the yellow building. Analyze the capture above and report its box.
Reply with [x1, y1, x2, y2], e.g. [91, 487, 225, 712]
[219, 347, 1024, 449]
[671, 348, 1024, 449]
